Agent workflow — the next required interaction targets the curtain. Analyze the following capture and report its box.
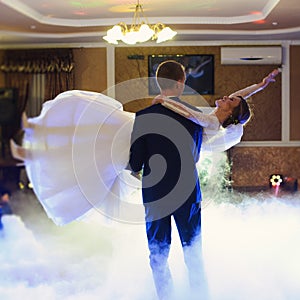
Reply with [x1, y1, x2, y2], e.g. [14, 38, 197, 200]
[0, 48, 74, 144]
[27, 74, 45, 117]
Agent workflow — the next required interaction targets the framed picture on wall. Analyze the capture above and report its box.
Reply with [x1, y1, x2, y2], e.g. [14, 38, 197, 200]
[148, 54, 214, 95]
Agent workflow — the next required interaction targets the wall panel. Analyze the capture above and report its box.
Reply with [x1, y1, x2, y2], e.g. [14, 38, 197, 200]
[116, 46, 281, 141]
[230, 147, 300, 188]
[290, 45, 300, 141]
[73, 47, 107, 93]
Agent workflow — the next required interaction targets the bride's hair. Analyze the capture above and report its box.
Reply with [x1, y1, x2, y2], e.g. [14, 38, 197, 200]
[222, 96, 251, 128]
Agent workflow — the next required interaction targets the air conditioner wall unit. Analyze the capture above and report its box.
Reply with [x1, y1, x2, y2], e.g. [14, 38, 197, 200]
[221, 47, 282, 65]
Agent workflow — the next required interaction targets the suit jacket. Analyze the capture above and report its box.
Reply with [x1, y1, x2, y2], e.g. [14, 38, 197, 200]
[129, 98, 203, 215]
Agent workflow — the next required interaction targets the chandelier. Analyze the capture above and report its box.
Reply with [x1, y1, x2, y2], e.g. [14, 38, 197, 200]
[103, 1, 177, 45]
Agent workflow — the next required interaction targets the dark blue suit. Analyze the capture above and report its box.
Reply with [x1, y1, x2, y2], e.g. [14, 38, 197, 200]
[129, 98, 205, 298]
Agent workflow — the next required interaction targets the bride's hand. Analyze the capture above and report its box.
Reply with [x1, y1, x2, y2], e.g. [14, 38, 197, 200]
[152, 95, 164, 105]
[262, 68, 280, 86]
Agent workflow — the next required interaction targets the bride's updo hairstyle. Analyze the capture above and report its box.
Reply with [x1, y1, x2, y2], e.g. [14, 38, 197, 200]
[222, 96, 251, 128]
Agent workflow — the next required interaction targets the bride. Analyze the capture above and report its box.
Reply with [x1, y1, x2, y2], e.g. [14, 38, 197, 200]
[10, 69, 279, 225]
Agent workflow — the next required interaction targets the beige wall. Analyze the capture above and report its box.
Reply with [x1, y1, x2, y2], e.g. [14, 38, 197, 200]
[230, 147, 300, 188]
[113, 46, 300, 189]
[290, 46, 300, 141]
[115, 46, 281, 142]
[73, 47, 107, 92]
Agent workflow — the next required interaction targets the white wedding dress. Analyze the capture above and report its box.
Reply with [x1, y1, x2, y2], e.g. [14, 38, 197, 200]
[18, 90, 243, 225]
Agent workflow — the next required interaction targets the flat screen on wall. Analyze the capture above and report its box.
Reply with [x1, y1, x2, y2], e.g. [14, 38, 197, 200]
[148, 54, 214, 95]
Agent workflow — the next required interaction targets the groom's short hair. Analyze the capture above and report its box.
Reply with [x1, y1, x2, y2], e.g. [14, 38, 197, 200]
[156, 60, 185, 91]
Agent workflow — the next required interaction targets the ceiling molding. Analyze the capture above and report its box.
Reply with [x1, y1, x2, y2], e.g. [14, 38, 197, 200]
[1, 0, 280, 26]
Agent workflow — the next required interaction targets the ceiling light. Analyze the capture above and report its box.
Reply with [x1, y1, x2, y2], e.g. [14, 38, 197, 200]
[103, 1, 177, 45]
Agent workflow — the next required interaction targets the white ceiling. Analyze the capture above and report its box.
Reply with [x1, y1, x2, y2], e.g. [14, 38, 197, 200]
[0, 0, 300, 48]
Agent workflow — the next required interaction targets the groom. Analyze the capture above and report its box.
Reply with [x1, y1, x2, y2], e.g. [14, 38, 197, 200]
[128, 60, 209, 299]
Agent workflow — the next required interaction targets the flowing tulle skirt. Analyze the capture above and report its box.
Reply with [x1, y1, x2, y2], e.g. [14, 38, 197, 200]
[22, 90, 142, 225]
[19, 90, 244, 226]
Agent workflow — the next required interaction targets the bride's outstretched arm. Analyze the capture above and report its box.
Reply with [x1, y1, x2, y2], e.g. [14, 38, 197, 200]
[152, 68, 280, 129]
[229, 68, 280, 99]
